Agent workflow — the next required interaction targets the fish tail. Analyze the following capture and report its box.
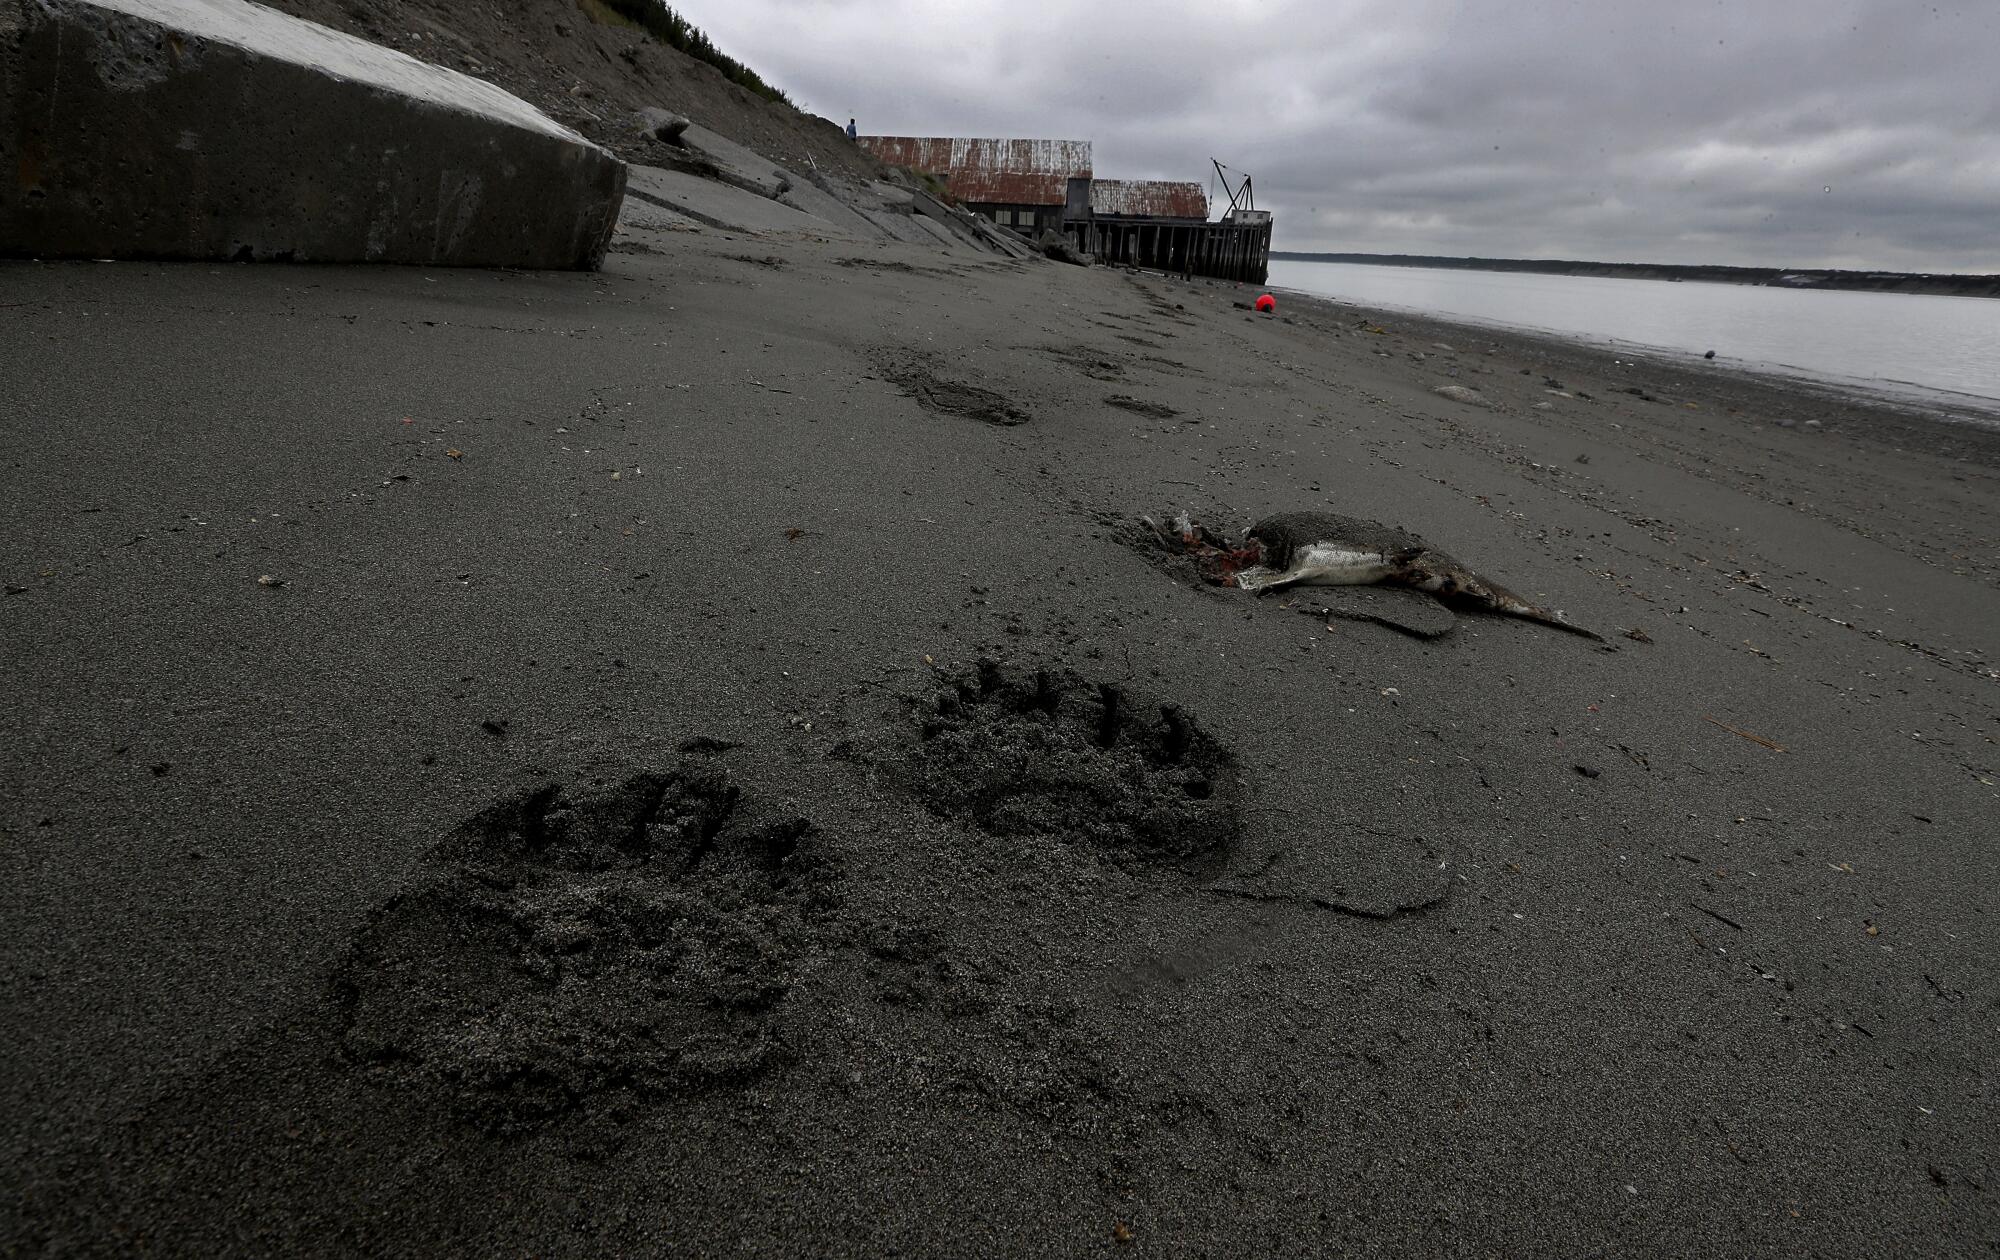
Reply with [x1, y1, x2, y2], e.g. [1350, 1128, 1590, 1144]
[1479, 579, 1606, 642]
[1529, 610, 1606, 642]
[1499, 597, 1605, 642]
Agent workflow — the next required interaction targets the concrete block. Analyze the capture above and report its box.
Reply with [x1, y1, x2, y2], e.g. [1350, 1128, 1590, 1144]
[635, 107, 690, 145]
[1, 0, 625, 268]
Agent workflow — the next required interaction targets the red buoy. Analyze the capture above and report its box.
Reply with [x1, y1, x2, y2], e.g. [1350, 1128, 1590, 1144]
[1254, 293, 1276, 313]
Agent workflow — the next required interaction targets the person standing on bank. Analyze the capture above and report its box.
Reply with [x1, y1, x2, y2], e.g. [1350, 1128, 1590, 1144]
[845, 119, 858, 140]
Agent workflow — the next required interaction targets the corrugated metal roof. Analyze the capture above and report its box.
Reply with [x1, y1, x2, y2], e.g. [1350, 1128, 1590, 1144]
[858, 136, 1092, 206]
[1090, 179, 1208, 220]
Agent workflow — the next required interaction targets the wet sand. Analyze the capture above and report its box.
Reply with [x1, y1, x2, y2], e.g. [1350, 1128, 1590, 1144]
[3, 230, 1996, 1256]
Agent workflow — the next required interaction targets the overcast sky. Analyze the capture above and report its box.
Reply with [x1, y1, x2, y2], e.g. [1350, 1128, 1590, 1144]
[676, 0, 1995, 272]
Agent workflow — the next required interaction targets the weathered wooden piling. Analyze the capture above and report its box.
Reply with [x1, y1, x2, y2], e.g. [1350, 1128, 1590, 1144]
[1066, 215, 1271, 283]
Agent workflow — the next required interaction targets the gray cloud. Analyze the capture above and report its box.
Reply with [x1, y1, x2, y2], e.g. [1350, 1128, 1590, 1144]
[677, 0, 1999, 270]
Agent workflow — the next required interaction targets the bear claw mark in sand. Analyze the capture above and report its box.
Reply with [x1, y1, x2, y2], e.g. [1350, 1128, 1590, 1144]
[1105, 394, 1180, 419]
[837, 256, 959, 278]
[332, 769, 838, 1134]
[1037, 344, 1127, 381]
[880, 363, 1030, 427]
[904, 660, 1241, 872]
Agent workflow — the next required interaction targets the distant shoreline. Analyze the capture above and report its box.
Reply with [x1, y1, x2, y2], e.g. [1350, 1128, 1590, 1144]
[1268, 251, 2000, 299]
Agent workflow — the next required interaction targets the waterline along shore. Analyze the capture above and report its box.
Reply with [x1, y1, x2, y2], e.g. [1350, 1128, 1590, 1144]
[1270, 251, 2000, 300]
[4, 228, 1997, 1256]
[1268, 260, 2000, 425]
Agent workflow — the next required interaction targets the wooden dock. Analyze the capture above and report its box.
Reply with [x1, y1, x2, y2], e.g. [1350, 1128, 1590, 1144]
[1064, 216, 1272, 283]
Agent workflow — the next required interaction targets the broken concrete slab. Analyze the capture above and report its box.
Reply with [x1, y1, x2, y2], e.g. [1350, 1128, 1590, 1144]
[0, 0, 624, 268]
[775, 176, 891, 242]
[625, 164, 855, 239]
[868, 181, 917, 208]
[676, 123, 792, 201]
[644, 126, 1013, 258]
[908, 189, 1038, 259]
[845, 178, 1035, 259]
[984, 227, 1040, 261]
[941, 210, 1037, 261]
[906, 215, 965, 249]
[616, 197, 701, 234]
[851, 204, 946, 248]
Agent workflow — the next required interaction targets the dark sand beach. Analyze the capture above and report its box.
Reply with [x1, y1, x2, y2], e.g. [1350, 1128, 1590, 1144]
[4, 229, 1997, 1256]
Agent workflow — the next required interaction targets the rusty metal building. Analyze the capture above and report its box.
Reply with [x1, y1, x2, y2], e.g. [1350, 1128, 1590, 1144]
[857, 136, 1091, 236]
[1084, 179, 1208, 222]
[860, 134, 1271, 283]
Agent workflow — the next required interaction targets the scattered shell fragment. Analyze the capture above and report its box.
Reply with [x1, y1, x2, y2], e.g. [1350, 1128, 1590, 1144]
[1433, 384, 1491, 408]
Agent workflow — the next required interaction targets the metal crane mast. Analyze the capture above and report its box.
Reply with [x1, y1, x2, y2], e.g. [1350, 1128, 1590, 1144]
[1211, 159, 1256, 220]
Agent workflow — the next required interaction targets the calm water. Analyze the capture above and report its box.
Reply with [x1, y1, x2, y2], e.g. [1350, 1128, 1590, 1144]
[1268, 260, 2000, 419]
